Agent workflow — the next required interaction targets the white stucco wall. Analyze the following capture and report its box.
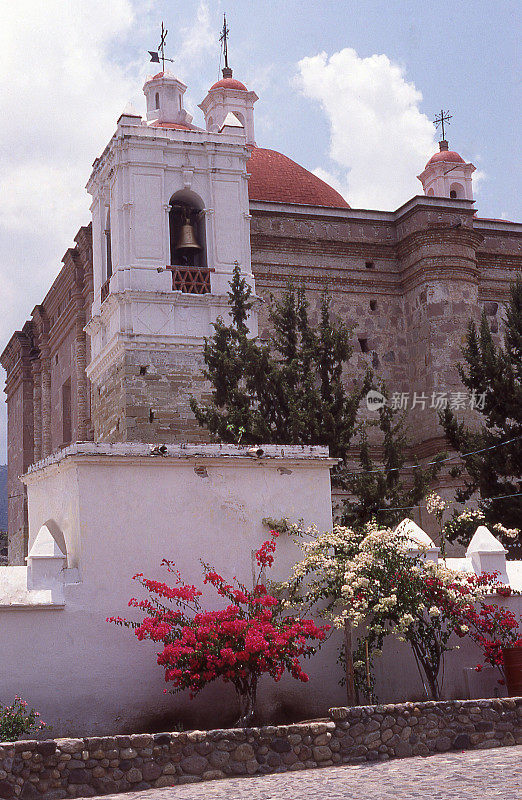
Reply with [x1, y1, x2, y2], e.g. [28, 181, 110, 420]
[0, 444, 343, 737]
[1, 443, 520, 737]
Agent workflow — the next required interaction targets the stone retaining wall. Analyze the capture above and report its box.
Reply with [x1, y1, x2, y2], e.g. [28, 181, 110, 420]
[0, 698, 520, 799]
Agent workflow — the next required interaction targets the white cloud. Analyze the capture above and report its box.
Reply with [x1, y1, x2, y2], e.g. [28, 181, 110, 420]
[176, 1, 215, 76]
[472, 169, 486, 195]
[296, 48, 438, 210]
[0, 1, 218, 460]
[0, 0, 141, 459]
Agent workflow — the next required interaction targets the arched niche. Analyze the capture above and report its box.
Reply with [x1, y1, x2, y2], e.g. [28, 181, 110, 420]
[104, 208, 112, 281]
[427, 188, 434, 196]
[168, 190, 207, 270]
[449, 182, 464, 199]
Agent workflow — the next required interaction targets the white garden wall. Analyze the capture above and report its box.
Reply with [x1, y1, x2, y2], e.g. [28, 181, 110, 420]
[0, 442, 520, 738]
[0, 444, 343, 737]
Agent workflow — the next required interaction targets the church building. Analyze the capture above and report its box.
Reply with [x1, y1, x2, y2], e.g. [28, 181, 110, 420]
[2, 56, 521, 564]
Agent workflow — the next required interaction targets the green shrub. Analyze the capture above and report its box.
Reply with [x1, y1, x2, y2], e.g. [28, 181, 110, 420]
[0, 697, 46, 742]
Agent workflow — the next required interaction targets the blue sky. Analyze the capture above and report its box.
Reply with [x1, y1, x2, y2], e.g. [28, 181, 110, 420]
[0, 0, 520, 461]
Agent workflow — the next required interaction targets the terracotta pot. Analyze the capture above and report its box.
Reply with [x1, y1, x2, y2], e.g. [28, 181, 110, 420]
[502, 646, 522, 697]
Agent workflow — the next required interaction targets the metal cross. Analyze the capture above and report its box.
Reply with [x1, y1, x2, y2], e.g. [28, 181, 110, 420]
[434, 109, 453, 141]
[148, 22, 174, 71]
[220, 13, 230, 71]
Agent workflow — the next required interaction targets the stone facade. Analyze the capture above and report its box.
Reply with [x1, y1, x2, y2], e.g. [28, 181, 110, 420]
[1, 228, 93, 563]
[2, 205, 522, 562]
[0, 698, 519, 799]
[90, 345, 211, 444]
[2, 70, 521, 563]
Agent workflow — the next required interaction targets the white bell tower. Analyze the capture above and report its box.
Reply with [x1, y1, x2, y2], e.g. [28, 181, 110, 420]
[199, 75, 258, 147]
[417, 140, 475, 201]
[85, 66, 257, 443]
[198, 15, 257, 146]
[143, 70, 193, 127]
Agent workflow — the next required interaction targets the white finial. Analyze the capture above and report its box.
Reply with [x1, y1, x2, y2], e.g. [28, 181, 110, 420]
[220, 112, 244, 131]
[395, 518, 439, 562]
[466, 525, 508, 583]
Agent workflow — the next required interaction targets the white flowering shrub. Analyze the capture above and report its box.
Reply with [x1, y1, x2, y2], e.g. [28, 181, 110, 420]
[280, 522, 489, 701]
[443, 508, 519, 549]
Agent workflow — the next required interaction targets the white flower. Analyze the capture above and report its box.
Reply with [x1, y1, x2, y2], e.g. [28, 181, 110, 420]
[426, 492, 446, 515]
[428, 606, 440, 617]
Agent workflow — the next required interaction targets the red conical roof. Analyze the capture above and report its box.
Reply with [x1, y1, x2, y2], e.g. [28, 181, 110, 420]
[425, 150, 465, 168]
[210, 77, 248, 91]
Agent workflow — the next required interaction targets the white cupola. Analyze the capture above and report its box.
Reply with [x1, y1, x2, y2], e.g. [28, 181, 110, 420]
[143, 70, 193, 127]
[199, 70, 258, 147]
[417, 140, 475, 201]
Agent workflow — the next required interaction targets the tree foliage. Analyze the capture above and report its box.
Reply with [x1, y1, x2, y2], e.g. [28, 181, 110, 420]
[440, 277, 522, 553]
[280, 521, 519, 702]
[190, 264, 361, 463]
[192, 265, 442, 516]
[340, 394, 444, 529]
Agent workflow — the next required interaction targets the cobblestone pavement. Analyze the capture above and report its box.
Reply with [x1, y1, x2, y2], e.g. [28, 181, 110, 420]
[94, 745, 522, 799]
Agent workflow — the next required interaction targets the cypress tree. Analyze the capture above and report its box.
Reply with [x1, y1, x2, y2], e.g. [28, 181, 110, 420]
[190, 267, 361, 463]
[440, 277, 522, 554]
[341, 388, 444, 528]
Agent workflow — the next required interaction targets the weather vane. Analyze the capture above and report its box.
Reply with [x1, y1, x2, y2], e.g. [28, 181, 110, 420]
[148, 22, 174, 72]
[434, 109, 453, 142]
[219, 13, 232, 78]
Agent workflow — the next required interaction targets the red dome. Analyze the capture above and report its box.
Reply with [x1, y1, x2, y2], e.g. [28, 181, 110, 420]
[426, 150, 465, 167]
[210, 77, 248, 91]
[247, 148, 349, 208]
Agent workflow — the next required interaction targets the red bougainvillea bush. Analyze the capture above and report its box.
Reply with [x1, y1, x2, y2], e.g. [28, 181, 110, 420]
[462, 581, 522, 681]
[108, 533, 329, 726]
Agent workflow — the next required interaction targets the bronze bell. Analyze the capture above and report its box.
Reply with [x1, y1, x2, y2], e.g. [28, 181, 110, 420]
[175, 217, 201, 251]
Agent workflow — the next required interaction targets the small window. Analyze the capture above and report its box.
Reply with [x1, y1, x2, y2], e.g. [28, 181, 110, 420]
[358, 338, 369, 353]
[370, 300, 377, 311]
[139, 366, 148, 376]
[62, 378, 72, 445]
[155, 92, 160, 109]
[365, 260, 374, 270]
[450, 182, 464, 199]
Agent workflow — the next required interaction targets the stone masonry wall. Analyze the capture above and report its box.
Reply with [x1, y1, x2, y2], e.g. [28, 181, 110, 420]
[92, 346, 213, 444]
[0, 698, 519, 799]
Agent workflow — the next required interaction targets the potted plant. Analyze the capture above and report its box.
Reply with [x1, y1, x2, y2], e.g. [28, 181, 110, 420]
[502, 643, 522, 696]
